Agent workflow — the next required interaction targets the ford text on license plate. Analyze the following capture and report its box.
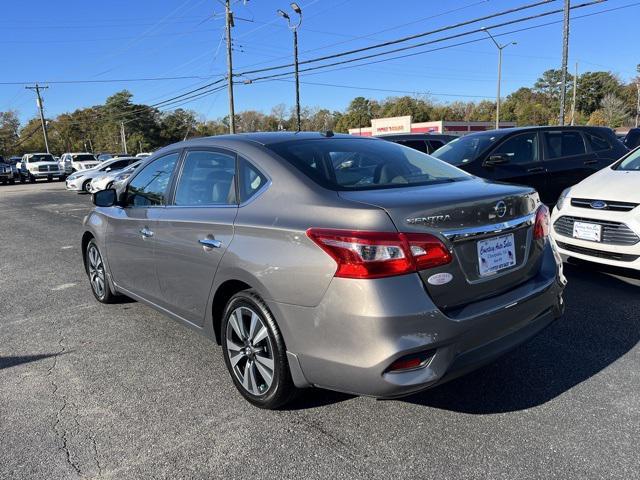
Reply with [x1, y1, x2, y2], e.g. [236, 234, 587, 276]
[477, 233, 517, 277]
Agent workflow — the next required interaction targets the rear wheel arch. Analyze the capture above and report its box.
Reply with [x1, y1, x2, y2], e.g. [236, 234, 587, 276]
[212, 280, 252, 344]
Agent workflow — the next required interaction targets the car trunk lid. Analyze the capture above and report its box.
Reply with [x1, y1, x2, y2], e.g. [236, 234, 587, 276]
[338, 179, 544, 312]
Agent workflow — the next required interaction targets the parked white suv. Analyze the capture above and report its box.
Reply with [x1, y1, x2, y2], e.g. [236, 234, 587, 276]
[60, 152, 99, 174]
[18, 153, 64, 183]
[551, 147, 640, 271]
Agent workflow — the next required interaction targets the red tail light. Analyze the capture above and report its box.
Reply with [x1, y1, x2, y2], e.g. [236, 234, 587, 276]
[533, 204, 550, 240]
[306, 229, 451, 279]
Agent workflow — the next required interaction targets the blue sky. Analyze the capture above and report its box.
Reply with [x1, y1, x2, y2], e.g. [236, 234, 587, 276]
[1, 0, 638, 125]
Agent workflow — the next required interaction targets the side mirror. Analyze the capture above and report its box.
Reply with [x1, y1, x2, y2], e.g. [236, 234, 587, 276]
[483, 154, 509, 167]
[92, 188, 117, 207]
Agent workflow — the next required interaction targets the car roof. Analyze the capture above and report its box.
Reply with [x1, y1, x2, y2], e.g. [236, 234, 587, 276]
[460, 125, 615, 139]
[180, 131, 361, 146]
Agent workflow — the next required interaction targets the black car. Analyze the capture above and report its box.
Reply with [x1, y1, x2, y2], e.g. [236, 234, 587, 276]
[0, 156, 18, 185]
[379, 133, 457, 154]
[431, 126, 627, 204]
[623, 128, 640, 150]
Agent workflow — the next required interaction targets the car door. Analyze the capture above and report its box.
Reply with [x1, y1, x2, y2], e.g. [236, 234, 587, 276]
[106, 151, 180, 303]
[541, 129, 592, 203]
[478, 131, 547, 198]
[152, 149, 239, 325]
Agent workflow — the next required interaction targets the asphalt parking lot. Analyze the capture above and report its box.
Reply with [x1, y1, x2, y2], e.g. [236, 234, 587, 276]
[1, 181, 639, 480]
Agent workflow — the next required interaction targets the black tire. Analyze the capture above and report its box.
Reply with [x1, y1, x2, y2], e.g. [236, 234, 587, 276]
[85, 239, 117, 303]
[221, 290, 297, 409]
[9, 179, 15, 185]
[29, 174, 35, 183]
[82, 179, 91, 193]
[59, 176, 65, 182]
[47, 176, 52, 182]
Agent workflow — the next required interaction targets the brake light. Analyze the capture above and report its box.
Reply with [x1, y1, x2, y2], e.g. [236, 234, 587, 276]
[306, 229, 451, 279]
[533, 204, 550, 240]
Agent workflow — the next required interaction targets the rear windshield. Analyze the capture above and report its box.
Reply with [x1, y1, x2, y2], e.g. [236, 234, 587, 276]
[28, 154, 55, 163]
[615, 148, 640, 171]
[72, 154, 96, 161]
[266, 138, 470, 191]
[431, 133, 499, 165]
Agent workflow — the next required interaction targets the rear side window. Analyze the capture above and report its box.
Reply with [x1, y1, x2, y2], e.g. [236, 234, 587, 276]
[107, 159, 131, 170]
[397, 140, 429, 154]
[174, 150, 236, 206]
[239, 157, 268, 203]
[426, 140, 444, 153]
[266, 138, 469, 191]
[491, 132, 539, 164]
[584, 132, 611, 152]
[126, 152, 180, 207]
[544, 131, 586, 159]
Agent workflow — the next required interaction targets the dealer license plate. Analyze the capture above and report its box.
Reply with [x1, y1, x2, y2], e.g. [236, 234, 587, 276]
[477, 233, 517, 277]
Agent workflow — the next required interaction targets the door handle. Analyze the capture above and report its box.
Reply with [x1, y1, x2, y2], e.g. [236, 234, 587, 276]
[139, 227, 154, 238]
[583, 159, 598, 165]
[199, 238, 222, 249]
[526, 167, 545, 173]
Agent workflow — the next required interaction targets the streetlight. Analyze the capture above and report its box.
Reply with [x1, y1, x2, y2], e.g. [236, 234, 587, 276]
[481, 27, 516, 130]
[277, 3, 303, 132]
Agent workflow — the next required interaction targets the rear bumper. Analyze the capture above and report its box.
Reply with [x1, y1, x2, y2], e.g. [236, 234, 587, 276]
[268, 241, 565, 398]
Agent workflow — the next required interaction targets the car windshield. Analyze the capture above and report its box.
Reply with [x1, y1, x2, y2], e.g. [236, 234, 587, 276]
[98, 154, 113, 161]
[72, 154, 95, 161]
[614, 148, 640, 171]
[28, 154, 55, 163]
[266, 138, 470, 191]
[431, 133, 499, 165]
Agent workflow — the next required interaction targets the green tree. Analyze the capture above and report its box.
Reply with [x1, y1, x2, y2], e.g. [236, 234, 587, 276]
[576, 71, 623, 116]
[0, 110, 20, 157]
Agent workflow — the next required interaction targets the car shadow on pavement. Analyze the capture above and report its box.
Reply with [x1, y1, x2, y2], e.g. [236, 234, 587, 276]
[401, 262, 640, 414]
[0, 353, 64, 370]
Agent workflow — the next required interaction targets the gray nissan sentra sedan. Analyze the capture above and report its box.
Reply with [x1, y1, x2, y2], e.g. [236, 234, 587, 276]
[83, 132, 566, 409]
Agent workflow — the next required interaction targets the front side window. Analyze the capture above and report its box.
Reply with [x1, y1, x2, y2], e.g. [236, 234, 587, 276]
[174, 150, 236, 206]
[72, 154, 96, 161]
[544, 131, 586, 159]
[267, 138, 469, 191]
[126, 152, 179, 207]
[490, 132, 539, 164]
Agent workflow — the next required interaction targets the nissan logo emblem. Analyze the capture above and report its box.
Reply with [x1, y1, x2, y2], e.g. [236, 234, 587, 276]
[494, 200, 507, 218]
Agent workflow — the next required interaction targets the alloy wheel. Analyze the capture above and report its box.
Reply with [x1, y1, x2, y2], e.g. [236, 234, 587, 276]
[225, 306, 275, 396]
[87, 244, 106, 299]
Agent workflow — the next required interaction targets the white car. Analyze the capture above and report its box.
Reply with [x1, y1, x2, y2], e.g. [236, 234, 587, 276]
[89, 160, 142, 192]
[65, 157, 138, 193]
[18, 153, 64, 183]
[551, 147, 640, 270]
[59, 152, 99, 174]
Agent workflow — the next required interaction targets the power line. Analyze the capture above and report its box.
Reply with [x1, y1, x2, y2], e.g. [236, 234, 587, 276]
[240, 0, 604, 83]
[237, 0, 561, 77]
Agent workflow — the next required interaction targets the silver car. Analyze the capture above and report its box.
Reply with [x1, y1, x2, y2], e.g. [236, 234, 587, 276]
[90, 160, 142, 193]
[83, 132, 565, 409]
[66, 157, 138, 193]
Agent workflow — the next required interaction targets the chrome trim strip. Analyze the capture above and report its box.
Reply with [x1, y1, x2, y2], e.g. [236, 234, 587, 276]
[442, 213, 535, 242]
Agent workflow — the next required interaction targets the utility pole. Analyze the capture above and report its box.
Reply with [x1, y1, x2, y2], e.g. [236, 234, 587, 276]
[481, 28, 516, 130]
[559, 0, 570, 125]
[636, 82, 640, 128]
[278, 3, 303, 132]
[120, 121, 128, 154]
[225, 0, 236, 134]
[570, 62, 578, 126]
[25, 83, 50, 153]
